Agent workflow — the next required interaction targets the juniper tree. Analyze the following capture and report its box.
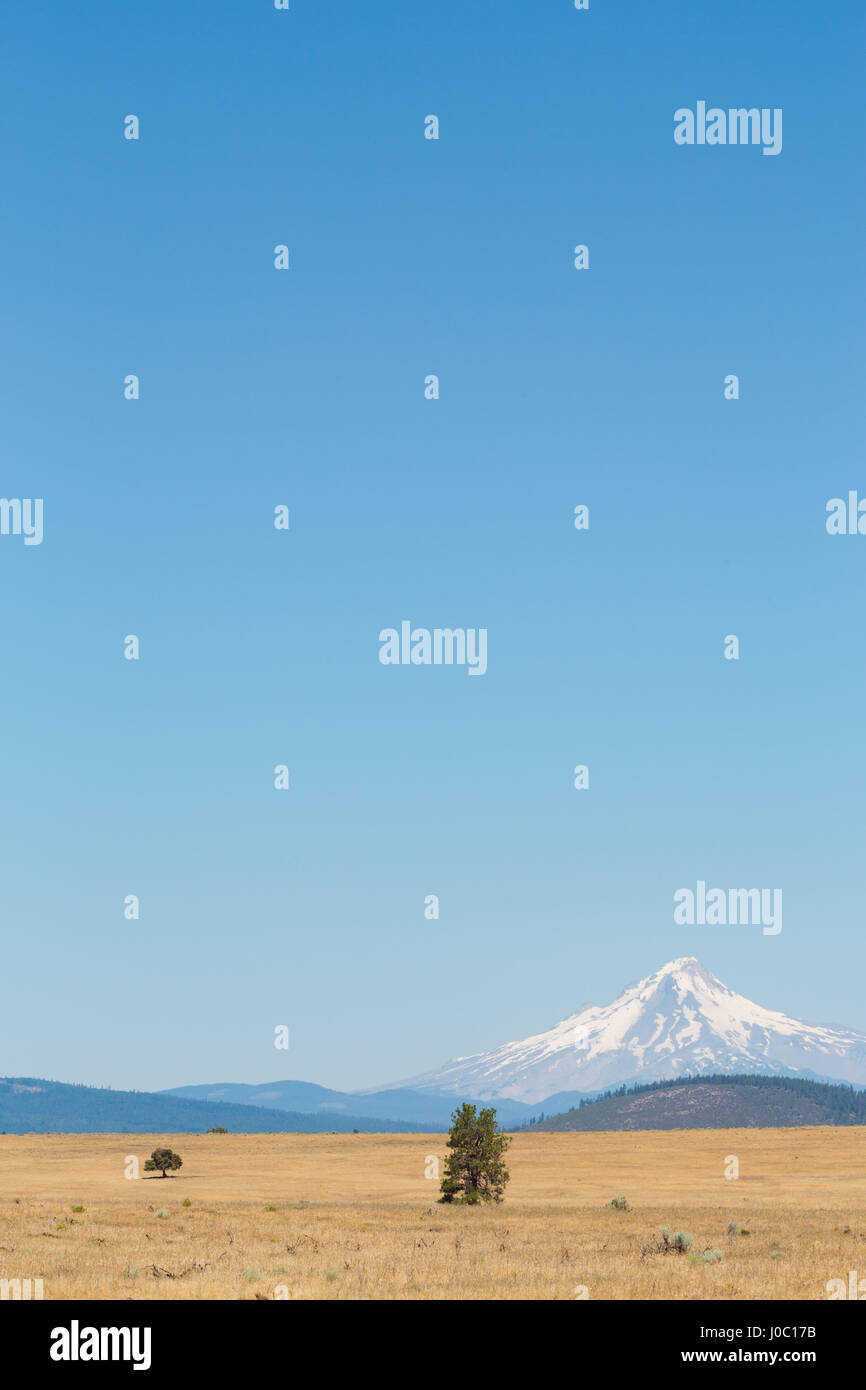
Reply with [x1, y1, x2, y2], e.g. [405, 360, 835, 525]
[439, 1103, 510, 1204]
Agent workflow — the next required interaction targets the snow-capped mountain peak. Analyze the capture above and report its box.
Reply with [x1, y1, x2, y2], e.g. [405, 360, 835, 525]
[397, 958, 866, 1103]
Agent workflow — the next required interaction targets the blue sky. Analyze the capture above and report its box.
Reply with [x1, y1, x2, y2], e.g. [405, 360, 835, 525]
[1, 0, 864, 1093]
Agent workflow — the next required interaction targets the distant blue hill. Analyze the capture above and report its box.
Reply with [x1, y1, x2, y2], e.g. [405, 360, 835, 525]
[0, 1077, 423, 1134]
[160, 1079, 547, 1128]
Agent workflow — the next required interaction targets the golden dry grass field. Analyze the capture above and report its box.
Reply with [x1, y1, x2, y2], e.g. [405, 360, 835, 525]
[1, 1128, 865, 1300]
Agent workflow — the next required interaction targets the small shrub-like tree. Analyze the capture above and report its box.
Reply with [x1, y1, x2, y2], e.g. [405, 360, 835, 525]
[144, 1147, 183, 1178]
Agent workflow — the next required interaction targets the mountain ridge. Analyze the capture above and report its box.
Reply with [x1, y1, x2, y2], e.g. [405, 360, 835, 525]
[159, 1079, 538, 1128]
[8, 959, 865, 1130]
[0, 1077, 423, 1135]
[526, 1073, 866, 1132]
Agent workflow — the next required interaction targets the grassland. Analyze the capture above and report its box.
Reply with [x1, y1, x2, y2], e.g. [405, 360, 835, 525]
[1, 1128, 864, 1299]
